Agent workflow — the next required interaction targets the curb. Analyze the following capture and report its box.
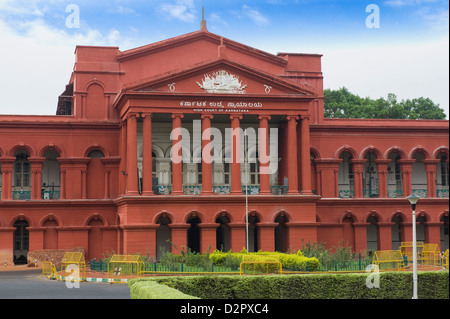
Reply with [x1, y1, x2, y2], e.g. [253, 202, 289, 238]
[57, 274, 128, 284]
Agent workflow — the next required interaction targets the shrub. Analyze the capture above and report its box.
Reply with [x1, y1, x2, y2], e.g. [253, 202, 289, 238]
[208, 250, 319, 271]
[129, 271, 449, 299]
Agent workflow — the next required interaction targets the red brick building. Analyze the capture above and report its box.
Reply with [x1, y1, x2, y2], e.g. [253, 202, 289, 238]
[0, 24, 448, 264]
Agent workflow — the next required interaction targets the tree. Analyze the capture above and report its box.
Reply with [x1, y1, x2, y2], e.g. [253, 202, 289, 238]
[324, 87, 447, 120]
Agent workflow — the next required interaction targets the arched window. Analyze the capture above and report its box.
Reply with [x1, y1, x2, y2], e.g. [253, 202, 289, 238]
[187, 216, 201, 254]
[13, 151, 31, 200]
[42, 150, 61, 199]
[338, 151, 354, 198]
[363, 152, 379, 198]
[436, 152, 449, 198]
[387, 152, 403, 198]
[216, 215, 230, 251]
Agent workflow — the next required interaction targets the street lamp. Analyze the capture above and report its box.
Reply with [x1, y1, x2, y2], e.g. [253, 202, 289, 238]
[406, 193, 420, 299]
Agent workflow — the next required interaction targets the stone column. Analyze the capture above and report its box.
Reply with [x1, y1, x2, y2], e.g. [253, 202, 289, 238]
[142, 113, 154, 195]
[0, 157, 15, 200]
[300, 115, 313, 195]
[201, 114, 213, 194]
[230, 115, 243, 194]
[126, 113, 139, 195]
[29, 157, 45, 200]
[258, 115, 271, 194]
[424, 160, 439, 198]
[171, 114, 184, 195]
[286, 115, 299, 194]
[375, 159, 390, 198]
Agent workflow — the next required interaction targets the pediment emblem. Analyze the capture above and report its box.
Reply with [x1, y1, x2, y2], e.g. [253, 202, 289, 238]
[196, 70, 247, 94]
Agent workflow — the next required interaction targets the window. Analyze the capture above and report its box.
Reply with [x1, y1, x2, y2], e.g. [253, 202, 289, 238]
[14, 152, 30, 188]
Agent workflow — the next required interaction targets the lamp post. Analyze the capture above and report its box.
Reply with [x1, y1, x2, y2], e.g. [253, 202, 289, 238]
[406, 193, 420, 299]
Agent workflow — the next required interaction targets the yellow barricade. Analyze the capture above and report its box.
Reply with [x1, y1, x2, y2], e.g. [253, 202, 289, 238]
[400, 241, 424, 260]
[422, 243, 441, 266]
[60, 252, 86, 282]
[239, 255, 282, 275]
[444, 249, 449, 269]
[41, 261, 58, 279]
[373, 250, 405, 271]
[107, 254, 144, 283]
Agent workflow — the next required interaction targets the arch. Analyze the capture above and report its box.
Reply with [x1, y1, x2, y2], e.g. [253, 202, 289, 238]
[310, 147, 321, 160]
[241, 210, 264, 223]
[84, 213, 108, 227]
[365, 211, 383, 223]
[212, 211, 234, 224]
[152, 211, 176, 224]
[84, 144, 109, 158]
[165, 144, 192, 161]
[0, 145, 6, 157]
[139, 144, 165, 159]
[335, 145, 358, 160]
[8, 144, 36, 157]
[390, 211, 407, 223]
[433, 146, 449, 160]
[409, 147, 431, 160]
[339, 211, 358, 223]
[271, 210, 292, 223]
[10, 214, 33, 227]
[360, 146, 383, 160]
[182, 211, 205, 223]
[416, 210, 431, 222]
[38, 144, 64, 158]
[384, 147, 407, 160]
[38, 214, 63, 227]
[438, 210, 450, 222]
[84, 79, 107, 92]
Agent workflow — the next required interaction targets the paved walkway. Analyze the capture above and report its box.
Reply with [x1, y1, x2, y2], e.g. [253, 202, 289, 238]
[0, 268, 131, 299]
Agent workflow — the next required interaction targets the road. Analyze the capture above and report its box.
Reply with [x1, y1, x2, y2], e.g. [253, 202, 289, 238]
[0, 269, 131, 299]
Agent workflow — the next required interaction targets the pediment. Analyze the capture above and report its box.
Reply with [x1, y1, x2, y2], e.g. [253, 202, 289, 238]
[126, 59, 316, 97]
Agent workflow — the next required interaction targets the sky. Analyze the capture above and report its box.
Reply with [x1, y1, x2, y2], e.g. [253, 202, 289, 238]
[0, 0, 448, 118]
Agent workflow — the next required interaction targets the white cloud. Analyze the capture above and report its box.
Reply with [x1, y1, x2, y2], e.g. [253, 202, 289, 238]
[241, 5, 269, 27]
[0, 13, 130, 115]
[160, 0, 196, 23]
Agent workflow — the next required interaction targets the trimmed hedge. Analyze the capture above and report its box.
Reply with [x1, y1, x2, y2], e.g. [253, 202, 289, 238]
[209, 250, 320, 271]
[129, 271, 449, 299]
[129, 280, 200, 299]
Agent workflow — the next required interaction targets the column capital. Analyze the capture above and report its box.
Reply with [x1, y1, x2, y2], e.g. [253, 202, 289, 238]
[301, 114, 311, 121]
[229, 114, 243, 120]
[126, 112, 139, 119]
[201, 114, 214, 120]
[258, 115, 271, 121]
[286, 115, 300, 121]
[141, 112, 153, 119]
[171, 113, 184, 119]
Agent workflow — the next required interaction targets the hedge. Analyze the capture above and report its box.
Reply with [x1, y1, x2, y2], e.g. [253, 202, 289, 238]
[208, 249, 320, 271]
[129, 271, 449, 299]
[129, 280, 200, 299]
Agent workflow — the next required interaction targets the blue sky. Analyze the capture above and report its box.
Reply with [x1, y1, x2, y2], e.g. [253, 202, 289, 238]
[0, 0, 448, 117]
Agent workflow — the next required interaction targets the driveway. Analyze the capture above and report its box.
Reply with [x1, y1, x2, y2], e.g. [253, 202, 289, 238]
[0, 269, 131, 299]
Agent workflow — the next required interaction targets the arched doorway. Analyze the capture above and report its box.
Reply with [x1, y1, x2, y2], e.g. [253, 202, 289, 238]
[440, 215, 449, 251]
[366, 216, 378, 251]
[87, 217, 104, 261]
[248, 214, 260, 252]
[187, 216, 201, 253]
[274, 213, 289, 252]
[391, 214, 404, 250]
[156, 216, 172, 260]
[13, 220, 29, 265]
[216, 215, 230, 251]
[342, 216, 355, 251]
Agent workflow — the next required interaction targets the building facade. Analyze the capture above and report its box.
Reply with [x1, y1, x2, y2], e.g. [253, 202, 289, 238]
[0, 25, 448, 264]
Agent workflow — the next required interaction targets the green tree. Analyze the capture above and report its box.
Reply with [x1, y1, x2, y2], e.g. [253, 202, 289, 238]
[324, 87, 447, 120]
